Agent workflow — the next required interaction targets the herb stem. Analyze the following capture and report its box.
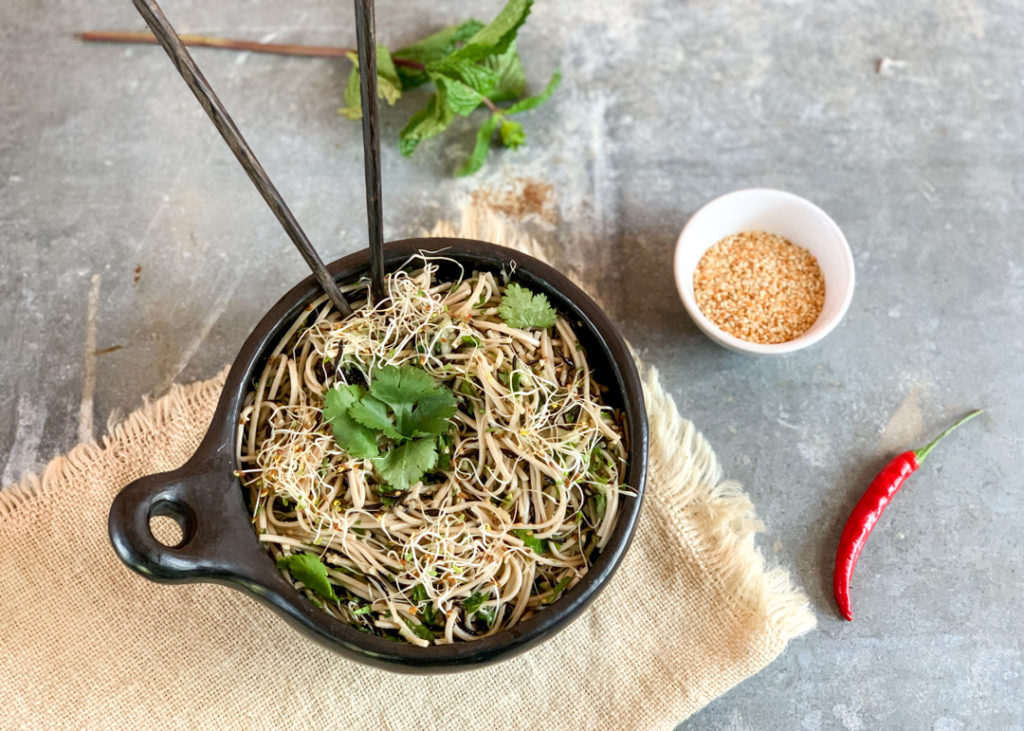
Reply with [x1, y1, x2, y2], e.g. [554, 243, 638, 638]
[479, 95, 502, 115]
[77, 30, 426, 70]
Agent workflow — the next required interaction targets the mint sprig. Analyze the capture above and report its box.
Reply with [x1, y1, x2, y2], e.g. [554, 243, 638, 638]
[322, 365, 457, 493]
[339, 0, 559, 175]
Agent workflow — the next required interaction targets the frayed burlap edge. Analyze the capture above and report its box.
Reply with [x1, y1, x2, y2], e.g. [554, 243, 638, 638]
[0, 368, 229, 524]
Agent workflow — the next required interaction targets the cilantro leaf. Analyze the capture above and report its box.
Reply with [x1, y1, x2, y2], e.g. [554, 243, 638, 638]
[405, 390, 458, 437]
[498, 283, 558, 329]
[375, 438, 438, 491]
[277, 553, 337, 602]
[325, 383, 364, 410]
[338, 47, 403, 119]
[323, 385, 379, 458]
[369, 365, 443, 411]
[511, 528, 548, 554]
[506, 69, 562, 115]
[325, 365, 456, 488]
[348, 395, 402, 440]
[456, 114, 502, 177]
[448, 0, 532, 63]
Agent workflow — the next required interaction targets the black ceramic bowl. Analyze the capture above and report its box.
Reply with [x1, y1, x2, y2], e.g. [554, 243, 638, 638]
[109, 238, 648, 672]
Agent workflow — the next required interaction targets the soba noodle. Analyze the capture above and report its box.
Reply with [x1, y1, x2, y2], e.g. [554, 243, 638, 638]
[236, 257, 628, 646]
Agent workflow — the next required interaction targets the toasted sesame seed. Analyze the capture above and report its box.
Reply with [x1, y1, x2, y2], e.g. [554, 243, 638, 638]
[693, 231, 825, 344]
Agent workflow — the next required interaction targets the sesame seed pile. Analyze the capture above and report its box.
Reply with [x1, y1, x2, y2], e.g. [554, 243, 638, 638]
[693, 230, 825, 344]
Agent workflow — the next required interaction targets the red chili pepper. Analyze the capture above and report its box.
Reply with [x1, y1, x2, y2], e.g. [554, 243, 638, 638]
[833, 409, 982, 621]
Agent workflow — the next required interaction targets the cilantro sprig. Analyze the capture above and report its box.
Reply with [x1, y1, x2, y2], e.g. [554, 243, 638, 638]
[323, 364, 457, 493]
[498, 283, 558, 329]
[339, 0, 560, 175]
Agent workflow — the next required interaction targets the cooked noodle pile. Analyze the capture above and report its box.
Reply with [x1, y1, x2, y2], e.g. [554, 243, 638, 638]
[237, 258, 628, 646]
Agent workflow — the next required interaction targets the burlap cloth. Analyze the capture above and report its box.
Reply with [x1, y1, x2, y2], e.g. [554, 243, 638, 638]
[0, 204, 815, 730]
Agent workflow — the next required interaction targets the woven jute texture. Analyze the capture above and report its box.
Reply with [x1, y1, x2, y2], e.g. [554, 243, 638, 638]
[0, 205, 814, 730]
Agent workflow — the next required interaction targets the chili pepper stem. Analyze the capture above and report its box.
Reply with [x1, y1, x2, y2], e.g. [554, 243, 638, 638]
[912, 409, 983, 464]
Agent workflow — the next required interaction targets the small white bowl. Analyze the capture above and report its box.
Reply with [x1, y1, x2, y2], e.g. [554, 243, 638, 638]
[673, 188, 855, 355]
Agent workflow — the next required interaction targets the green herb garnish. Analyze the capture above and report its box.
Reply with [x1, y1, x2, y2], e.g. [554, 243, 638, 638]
[464, 591, 497, 626]
[338, 0, 560, 175]
[511, 528, 548, 555]
[411, 584, 439, 625]
[323, 364, 457, 492]
[277, 553, 337, 603]
[497, 283, 558, 330]
[400, 614, 436, 641]
[543, 576, 571, 605]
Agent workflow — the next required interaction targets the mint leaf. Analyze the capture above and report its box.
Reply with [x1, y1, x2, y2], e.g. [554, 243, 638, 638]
[427, 57, 498, 96]
[374, 47, 403, 104]
[375, 438, 438, 491]
[449, 0, 532, 63]
[456, 114, 502, 176]
[497, 283, 558, 329]
[511, 528, 548, 554]
[338, 47, 403, 120]
[499, 118, 526, 149]
[484, 41, 526, 102]
[323, 385, 379, 458]
[394, 19, 485, 88]
[339, 63, 362, 120]
[399, 88, 456, 157]
[431, 74, 484, 117]
[348, 395, 402, 440]
[506, 69, 562, 115]
[277, 553, 337, 602]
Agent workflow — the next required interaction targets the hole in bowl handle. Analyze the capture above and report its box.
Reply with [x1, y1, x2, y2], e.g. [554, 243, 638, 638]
[108, 457, 258, 583]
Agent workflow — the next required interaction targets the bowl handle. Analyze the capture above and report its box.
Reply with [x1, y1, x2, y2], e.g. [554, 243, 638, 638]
[108, 451, 268, 584]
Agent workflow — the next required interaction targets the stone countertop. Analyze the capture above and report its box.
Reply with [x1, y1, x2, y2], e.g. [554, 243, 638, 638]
[1, 1, 1021, 728]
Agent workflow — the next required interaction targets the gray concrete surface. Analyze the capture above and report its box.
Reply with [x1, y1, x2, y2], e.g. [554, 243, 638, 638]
[2, 1, 1022, 728]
